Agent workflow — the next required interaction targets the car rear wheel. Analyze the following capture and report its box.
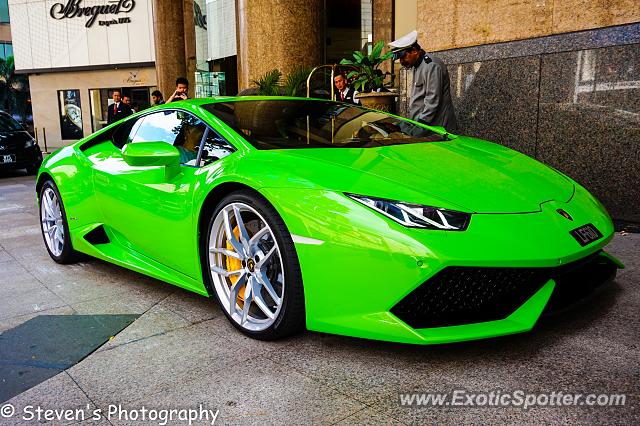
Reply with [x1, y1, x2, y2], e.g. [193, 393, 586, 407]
[205, 190, 305, 340]
[39, 180, 82, 264]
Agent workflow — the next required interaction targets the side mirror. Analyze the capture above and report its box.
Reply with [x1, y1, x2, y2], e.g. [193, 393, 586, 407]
[122, 142, 180, 167]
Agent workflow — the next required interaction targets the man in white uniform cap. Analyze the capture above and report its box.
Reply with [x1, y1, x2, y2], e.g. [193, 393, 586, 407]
[389, 30, 458, 133]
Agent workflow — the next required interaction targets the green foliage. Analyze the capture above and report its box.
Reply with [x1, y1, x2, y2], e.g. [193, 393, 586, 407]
[283, 65, 312, 97]
[339, 40, 393, 92]
[251, 69, 282, 96]
[250, 67, 315, 97]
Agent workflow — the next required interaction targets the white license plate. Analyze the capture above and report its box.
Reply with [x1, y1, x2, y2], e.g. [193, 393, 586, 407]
[1, 154, 15, 164]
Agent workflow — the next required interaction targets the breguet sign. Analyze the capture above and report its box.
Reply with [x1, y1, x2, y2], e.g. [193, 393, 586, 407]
[50, 0, 136, 28]
[10, 0, 154, 71]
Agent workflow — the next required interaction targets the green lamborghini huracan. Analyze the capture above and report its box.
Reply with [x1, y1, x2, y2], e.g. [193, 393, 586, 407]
[36, 97, 623, 344]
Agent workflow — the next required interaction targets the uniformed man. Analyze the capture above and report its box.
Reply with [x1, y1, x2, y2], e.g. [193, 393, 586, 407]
[334, 73, 359, 104]
[389, 31, 458, 133]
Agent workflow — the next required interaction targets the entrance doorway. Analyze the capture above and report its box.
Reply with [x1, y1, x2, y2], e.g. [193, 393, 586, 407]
[88, 87, 156, 132]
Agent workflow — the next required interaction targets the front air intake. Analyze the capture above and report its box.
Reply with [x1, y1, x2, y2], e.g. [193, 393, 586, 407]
[391, 252, 617, 329]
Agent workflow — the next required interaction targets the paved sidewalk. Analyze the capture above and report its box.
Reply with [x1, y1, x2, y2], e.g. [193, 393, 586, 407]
[1, 171, 638, 425]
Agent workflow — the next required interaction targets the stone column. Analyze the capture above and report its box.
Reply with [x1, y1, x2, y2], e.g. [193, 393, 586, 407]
[235, 0, 324, 92]
[373, 0, 394, 78]
[153, 0, 187, 98]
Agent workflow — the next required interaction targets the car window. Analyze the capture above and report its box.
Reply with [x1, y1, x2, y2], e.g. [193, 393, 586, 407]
[110, 118, 139, 148]
[200, 130, 236, 165]
[129, 110, 207, 166]
[0, 114, 23, 132]
[203, 100, 449, 150]
[126, 118, 143, 145]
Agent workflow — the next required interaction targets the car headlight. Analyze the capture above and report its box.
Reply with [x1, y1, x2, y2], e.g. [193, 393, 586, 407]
[25, 139, 36, 148]
[346, 193, 471, 230]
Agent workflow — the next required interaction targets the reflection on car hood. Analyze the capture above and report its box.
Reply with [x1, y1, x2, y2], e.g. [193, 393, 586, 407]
[280, 136, 574, 214]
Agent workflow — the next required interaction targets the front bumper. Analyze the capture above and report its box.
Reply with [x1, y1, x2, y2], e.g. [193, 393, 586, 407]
[263, 183, 621, 345]
[391, 251, 618, 330]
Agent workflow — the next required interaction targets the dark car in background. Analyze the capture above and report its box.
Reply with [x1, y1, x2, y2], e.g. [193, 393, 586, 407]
[0, 111, 42, 175]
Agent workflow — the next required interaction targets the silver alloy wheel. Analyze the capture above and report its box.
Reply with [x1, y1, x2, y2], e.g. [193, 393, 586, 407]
[41, 187, 64, 257]
[209, 202, 285, 331]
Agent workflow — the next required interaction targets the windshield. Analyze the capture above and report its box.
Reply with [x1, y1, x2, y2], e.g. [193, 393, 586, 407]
[203, 100, 448, 150]
[0, 114, 23, 132]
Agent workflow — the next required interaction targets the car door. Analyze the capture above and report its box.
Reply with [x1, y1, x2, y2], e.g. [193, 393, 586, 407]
[92, 109, 208, 279]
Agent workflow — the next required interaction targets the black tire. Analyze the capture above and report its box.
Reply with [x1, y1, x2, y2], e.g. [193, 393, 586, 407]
[204, 189, 305, 340]
[39, 180, 83, 264]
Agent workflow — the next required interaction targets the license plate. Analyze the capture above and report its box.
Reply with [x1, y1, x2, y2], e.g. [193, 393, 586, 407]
[1, 154, 15, 164]
[570, 223, 603, 246]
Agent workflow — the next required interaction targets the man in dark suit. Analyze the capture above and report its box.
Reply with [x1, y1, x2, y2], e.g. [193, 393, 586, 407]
[107, 90, 133, 124]
[333, 73, 359, 104]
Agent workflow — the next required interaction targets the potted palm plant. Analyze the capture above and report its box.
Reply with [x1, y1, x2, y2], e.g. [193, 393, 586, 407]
[339, 40, 395, 111]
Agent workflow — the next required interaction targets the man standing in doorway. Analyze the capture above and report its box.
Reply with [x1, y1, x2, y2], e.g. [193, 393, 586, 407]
[107, 90, 133, 125]
[389, 31, 458, 133]
[334, 73, 358, 104]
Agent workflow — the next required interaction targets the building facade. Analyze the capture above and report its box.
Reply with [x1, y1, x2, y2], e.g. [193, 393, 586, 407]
[0, 0, 12, 59]
[9, 0, 158, 149]
[388, 0, 640, 225]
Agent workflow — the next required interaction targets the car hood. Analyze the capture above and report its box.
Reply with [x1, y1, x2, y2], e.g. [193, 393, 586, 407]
[271, 137, 574, 213]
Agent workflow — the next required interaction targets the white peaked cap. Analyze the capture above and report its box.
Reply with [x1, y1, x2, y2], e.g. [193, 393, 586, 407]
[388, 30, 419, 51]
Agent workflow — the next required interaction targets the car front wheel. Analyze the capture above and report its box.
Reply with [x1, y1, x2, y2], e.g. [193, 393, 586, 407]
[205, 190, 305, 340]
[39, 180, 82, 264]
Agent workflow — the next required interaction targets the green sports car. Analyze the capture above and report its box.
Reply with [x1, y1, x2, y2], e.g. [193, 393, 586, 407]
[36, 97, 623, 344]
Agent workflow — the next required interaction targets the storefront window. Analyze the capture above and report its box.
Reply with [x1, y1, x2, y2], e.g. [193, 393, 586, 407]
[195, 71, 225, 97]
[191, 0, 238, 96]
[89, 87, 157, 132]
[0, 42, 12, 59]
[0, 0, 9, 23]
[89, 89, 108, 132]
[58, 90, 83, 140]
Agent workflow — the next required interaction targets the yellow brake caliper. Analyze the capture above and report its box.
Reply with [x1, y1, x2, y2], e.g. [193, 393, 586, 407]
[226, 226, 246, 307]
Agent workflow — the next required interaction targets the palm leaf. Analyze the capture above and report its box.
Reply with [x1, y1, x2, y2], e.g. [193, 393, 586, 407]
[283, 66, 311, 97]
[370, 40, 384, 60]
[251, 69, 282, 96]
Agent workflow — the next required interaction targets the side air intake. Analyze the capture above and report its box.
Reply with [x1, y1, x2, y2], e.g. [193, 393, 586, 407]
[83, 225, 110, 245]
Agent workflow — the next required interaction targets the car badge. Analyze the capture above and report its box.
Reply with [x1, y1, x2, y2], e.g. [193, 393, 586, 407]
[247, 258, 256, 273]
[557, 209, 573, 221]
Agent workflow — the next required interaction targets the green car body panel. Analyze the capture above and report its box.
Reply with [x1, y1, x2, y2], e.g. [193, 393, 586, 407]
[36, 97, 622, 345]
